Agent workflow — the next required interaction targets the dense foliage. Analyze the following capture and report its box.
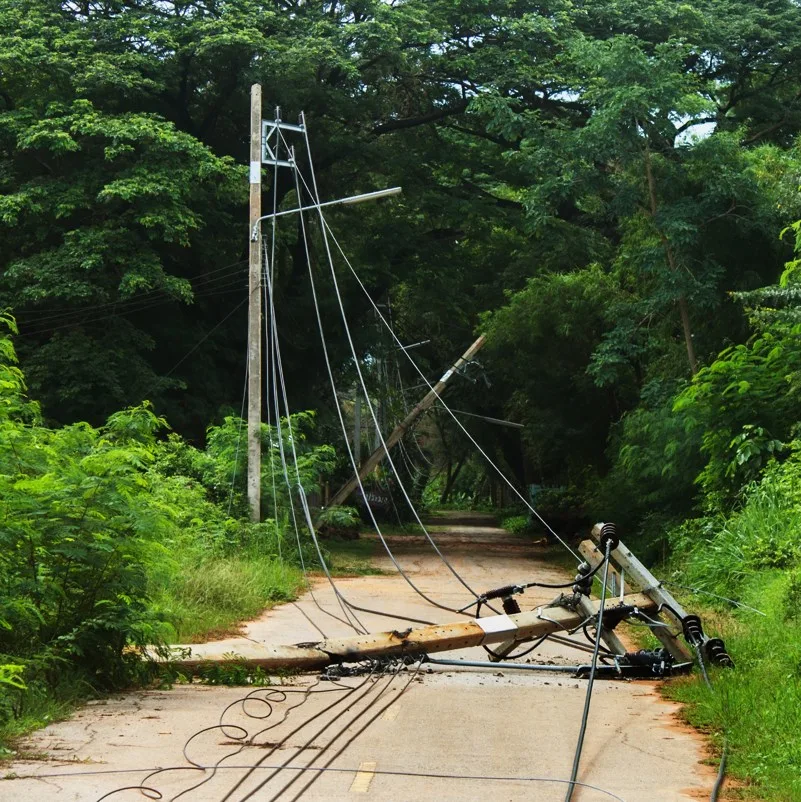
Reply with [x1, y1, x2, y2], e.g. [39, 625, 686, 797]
[2, 0, 800, 531]
[0, 314, 333, 747]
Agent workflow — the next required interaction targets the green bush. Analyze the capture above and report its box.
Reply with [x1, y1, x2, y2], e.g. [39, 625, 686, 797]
[0, 315, 322, 748]
[0, 366, 175, 688]
[669, 449, 801, 597]
[501, 514, 531, 534]
[316, 506, 360, 540]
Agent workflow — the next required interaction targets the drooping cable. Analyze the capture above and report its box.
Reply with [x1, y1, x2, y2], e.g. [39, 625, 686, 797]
[262, 194, 366, 637]
[285, 151, 476, 621]
[564, 539, 613, 802]
[314, 211, 579, 560]
[660, 581, 766, 616]
[259, 173, 439, 629]
[38, 765, 629, 802]
[271, 660, 425, 802]
[691, 640, 728, 802]
[247, 661, 414, 802]
[265, 160, 283, 562]
[294, 123, 490, 607]
[163, 296, 248, 379]
[262, 258, 282, 562]
[21, 280, 248, 338]
[259, 138, 358, 635]
[265, 201, 428, 630]
[224, 662, 392, 802]
[19, 259, 246, 320]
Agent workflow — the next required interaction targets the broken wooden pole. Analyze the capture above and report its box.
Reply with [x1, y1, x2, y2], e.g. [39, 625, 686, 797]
[159, 592, 657, 671]
[326, 335, 486, 510]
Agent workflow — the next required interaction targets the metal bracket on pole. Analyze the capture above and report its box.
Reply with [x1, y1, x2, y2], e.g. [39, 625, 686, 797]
[262, 110, 304, 168]
[581, 529, 693, 662]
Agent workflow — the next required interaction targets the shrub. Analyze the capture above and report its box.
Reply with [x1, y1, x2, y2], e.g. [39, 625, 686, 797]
[501, 514, 531, 534]
[668, 448, 801, 597]
[316, 506, 360, 540]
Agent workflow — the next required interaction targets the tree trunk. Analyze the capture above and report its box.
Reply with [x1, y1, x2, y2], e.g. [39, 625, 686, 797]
[440, 455, 466, 504]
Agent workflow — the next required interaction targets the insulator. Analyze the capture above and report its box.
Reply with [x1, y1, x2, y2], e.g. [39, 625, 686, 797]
[704, 637, 734, 668]
[502, 596, 522, 615]
[681, 614, 705, 647]
[599, 522, 620, 552]
[483, 584, 520, 601]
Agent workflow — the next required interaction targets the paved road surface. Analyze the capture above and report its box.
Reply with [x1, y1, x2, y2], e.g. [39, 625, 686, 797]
[1, 512, 713, 801]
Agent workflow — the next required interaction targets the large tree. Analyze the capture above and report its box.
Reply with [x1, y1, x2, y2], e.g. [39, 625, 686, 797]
[2, 0, 801, 512]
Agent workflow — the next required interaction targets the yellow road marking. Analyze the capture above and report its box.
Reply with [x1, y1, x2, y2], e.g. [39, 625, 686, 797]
[349, 760, 377, 793]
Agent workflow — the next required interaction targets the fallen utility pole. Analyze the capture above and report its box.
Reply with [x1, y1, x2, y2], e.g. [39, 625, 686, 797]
[160, 591, 656, 672]
[327, 334, 486, 510]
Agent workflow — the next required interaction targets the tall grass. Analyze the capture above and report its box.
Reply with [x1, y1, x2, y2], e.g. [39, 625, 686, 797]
[666, 572, 801, 801]
[154, 555, 305, 643]
[664, 454, 801, 800]
[669, 463, 801, 597]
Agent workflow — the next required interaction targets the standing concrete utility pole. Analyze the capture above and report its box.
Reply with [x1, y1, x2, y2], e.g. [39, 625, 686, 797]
[327, 335, 486, 509]
[246, 106, 402, 521]
[247, 84, 262, 522]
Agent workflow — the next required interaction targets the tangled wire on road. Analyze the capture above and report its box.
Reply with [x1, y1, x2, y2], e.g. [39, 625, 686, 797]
[94, 658, 416, 802]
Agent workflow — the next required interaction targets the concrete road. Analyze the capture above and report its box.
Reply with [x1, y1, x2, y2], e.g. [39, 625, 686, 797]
[1, 513, 714, 801]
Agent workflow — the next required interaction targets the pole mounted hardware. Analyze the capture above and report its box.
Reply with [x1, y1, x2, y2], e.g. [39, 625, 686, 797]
[245, 93, 402, 521]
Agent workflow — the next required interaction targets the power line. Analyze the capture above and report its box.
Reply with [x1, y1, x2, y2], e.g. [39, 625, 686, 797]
[219, 664, 387, 801]
[283, 148, 468, 624]
[262, 225, 367, 635]
[319, 214, 579, 561]
[21, 282, 247, 338]
[292, 128, 489, 610]
[242, 662, 414, 802]
[564, 539, 613, 802]
[163, 295, 249, 379]
[14, 260, 247, 327]
[32, 753, 630, 800]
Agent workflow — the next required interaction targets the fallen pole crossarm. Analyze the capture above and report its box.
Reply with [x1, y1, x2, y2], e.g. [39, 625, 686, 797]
[155, 593, 658, 671]
[582, 530, 693, 662]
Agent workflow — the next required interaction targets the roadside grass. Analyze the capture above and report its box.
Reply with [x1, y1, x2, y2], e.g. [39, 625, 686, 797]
[153, 554, 306, 643]
[0, 674, 92, 761]
[0, 552, 308, 757]
[662, 571, 801, 802]
[324, 538, 386, 576]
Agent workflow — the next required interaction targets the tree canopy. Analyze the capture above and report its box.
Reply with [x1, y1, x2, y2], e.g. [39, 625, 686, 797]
[3, 0, 801, 535]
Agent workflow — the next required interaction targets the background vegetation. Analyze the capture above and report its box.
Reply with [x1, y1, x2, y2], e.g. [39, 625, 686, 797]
[3, 0, 801, 796]
[0, 313, 329, 753]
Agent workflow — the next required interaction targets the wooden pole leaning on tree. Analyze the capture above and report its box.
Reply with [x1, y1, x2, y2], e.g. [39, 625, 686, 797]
[326, 334, 487, 510]
[247, 84, 262, 522]
[161, 591, 658, 671]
